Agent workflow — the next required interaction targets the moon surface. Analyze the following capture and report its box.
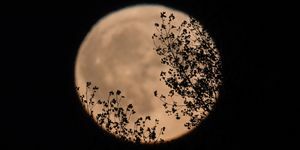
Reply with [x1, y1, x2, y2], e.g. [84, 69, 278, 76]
[75, 4, 215, 142]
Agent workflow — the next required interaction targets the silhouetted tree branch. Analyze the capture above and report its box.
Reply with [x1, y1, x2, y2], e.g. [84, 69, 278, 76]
[77, 82, 165, 143]
[152, 12, 222, 129]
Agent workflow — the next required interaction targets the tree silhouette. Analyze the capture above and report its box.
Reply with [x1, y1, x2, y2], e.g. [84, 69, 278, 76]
[76, 82, 165, 143]
[152, 12, 222, 129]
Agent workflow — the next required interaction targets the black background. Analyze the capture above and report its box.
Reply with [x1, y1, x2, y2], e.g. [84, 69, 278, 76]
[0, 0, 294, 149]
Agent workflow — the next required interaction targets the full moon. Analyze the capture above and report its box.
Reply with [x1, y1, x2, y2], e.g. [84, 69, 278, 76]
[75, 4, 218, 142]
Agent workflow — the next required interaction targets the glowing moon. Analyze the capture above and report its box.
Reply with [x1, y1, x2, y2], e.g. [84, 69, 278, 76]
[75, 4, 217, 142]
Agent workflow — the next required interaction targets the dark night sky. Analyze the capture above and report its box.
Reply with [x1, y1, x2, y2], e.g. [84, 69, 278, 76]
[0, 0, 294, 149]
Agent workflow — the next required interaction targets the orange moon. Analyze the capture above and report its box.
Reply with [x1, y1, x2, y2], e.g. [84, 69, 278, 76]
[75, 4, 216, 142]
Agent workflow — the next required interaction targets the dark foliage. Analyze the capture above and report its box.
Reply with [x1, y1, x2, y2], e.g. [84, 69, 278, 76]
[152, 12, 222, 129]
[77, 82, 165, 143]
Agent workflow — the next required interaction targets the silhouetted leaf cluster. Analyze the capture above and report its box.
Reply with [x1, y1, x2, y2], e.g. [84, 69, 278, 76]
[77, 82, 165, 143]
[152, 12, 222, 129]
